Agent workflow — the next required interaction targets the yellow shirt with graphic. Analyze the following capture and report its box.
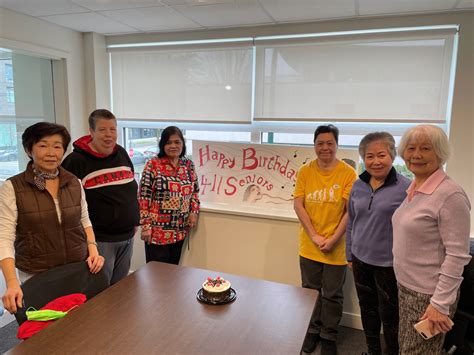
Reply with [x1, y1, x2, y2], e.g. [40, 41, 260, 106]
[294, 159, 357, 265]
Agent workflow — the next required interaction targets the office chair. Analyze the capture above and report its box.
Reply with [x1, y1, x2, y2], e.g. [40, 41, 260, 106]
[444, 247, 474, 355]
[14, 261, 109, 325]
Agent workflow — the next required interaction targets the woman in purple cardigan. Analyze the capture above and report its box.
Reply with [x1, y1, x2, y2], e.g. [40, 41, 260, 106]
[346, 132, 410, 355]
[392, 124, 471, 354]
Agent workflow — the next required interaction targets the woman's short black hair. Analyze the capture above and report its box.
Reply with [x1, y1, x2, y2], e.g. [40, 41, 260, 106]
[313, 124, 339, 144]
[158, 126, 186, 158]
[22, 122, 71, 156]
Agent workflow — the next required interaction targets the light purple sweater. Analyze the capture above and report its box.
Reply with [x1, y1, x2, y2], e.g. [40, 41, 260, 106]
[392, 170, 471, 315]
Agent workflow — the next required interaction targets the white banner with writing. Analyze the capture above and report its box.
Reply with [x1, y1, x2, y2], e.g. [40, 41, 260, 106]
[192, 141, 359, 219]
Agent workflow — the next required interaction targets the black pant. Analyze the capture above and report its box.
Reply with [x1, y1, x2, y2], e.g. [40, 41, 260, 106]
[352, 256, 399, 355]
[300, 256, 346, 341]
[145, 239, 185, 265]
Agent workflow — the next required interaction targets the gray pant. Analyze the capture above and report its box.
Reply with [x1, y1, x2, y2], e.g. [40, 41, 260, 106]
[98, 238, 133, 286]
[300, 256, 347, 341]
[398, 283, 457, 355]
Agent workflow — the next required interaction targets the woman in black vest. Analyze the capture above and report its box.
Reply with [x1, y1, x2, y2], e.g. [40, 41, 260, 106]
[0, 122, 104, 314]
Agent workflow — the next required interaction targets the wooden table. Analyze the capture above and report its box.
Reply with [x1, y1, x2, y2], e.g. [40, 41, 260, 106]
[9, 262, 317, 354]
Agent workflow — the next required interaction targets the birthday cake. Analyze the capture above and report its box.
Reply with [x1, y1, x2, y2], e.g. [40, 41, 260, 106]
[202, 276, 231, 302]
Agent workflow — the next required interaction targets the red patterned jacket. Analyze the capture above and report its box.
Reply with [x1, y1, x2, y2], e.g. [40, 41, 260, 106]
[139, 156, 200, 245]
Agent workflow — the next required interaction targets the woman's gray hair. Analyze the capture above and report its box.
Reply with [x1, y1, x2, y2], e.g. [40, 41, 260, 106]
[358, 132, 396, 160]
[397, 124, 451, 166]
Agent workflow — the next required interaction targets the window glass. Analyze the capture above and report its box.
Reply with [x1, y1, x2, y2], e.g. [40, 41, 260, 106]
[262, 131, 412, 178]
[6, 87, 14, 103]
[122, 127, 251, 177]
[262, 132, 399, 148]
[5, 64, 13, 81]
[0, 51, 55, 180]
[255, 32, 455, 122]
[111, 46, 253, 122]
[112, 28, 456, 184]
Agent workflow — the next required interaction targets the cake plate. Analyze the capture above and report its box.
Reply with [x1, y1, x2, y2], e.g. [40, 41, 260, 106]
[196, 288, 237, 305]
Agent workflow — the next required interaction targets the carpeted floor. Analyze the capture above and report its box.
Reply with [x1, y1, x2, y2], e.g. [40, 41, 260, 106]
[306, 326, 368, 355]
[0, 321, 20, 354]
[0, 321, 366, 354]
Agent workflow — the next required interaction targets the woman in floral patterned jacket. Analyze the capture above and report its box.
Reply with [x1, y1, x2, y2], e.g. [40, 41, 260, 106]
[139, 126, 200, 265]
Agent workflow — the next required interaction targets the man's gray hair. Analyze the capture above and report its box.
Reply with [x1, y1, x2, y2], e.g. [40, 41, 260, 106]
[88, 109, 116, 130]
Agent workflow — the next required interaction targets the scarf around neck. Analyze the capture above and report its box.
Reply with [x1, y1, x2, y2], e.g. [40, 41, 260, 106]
[32, 165, 59, 191]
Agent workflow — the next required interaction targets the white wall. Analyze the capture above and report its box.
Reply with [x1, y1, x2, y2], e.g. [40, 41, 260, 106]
[123, 11, 473, 330]
[0, 7, 88, 326]
[83, 32, 111, 113]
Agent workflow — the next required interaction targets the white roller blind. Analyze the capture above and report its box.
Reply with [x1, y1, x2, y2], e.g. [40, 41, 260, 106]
[111, 46, 253, 122]
[254, 30, 456, 123]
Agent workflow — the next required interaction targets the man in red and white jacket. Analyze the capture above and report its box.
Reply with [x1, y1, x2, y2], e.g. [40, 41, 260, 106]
[62, 109, 140, 286]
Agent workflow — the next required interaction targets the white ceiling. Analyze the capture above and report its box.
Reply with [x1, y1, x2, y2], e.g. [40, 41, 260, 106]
[0, 0, 473, 36]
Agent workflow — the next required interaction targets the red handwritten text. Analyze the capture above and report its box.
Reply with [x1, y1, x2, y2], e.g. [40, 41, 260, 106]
[242, 148, 297, 181]
[200, 173, 273, 196]
[198, 145, 235, 169]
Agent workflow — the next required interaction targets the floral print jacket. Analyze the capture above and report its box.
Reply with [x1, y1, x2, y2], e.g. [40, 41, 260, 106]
[139, 156, 200, 245]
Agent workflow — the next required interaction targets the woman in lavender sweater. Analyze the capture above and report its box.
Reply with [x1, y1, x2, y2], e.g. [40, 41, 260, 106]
[392, 125, 471, 354]
[346, 132, 410, 355]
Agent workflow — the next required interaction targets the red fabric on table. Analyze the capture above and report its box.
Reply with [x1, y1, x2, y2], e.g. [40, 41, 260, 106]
[17, 293, 86, 340]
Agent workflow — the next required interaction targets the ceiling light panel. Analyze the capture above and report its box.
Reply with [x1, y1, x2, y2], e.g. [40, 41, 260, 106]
[358, 0, 458, 16]
[40, 12, 140, 34]
[172, 1, 272, 27]
[71, 0, 160, 11]
[100, 6, 202, 32]
[456, 0, 474, 9]
[259, 0, 356, 22]
[162, 0, 235, 5]
[0, 0, 90, 17]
